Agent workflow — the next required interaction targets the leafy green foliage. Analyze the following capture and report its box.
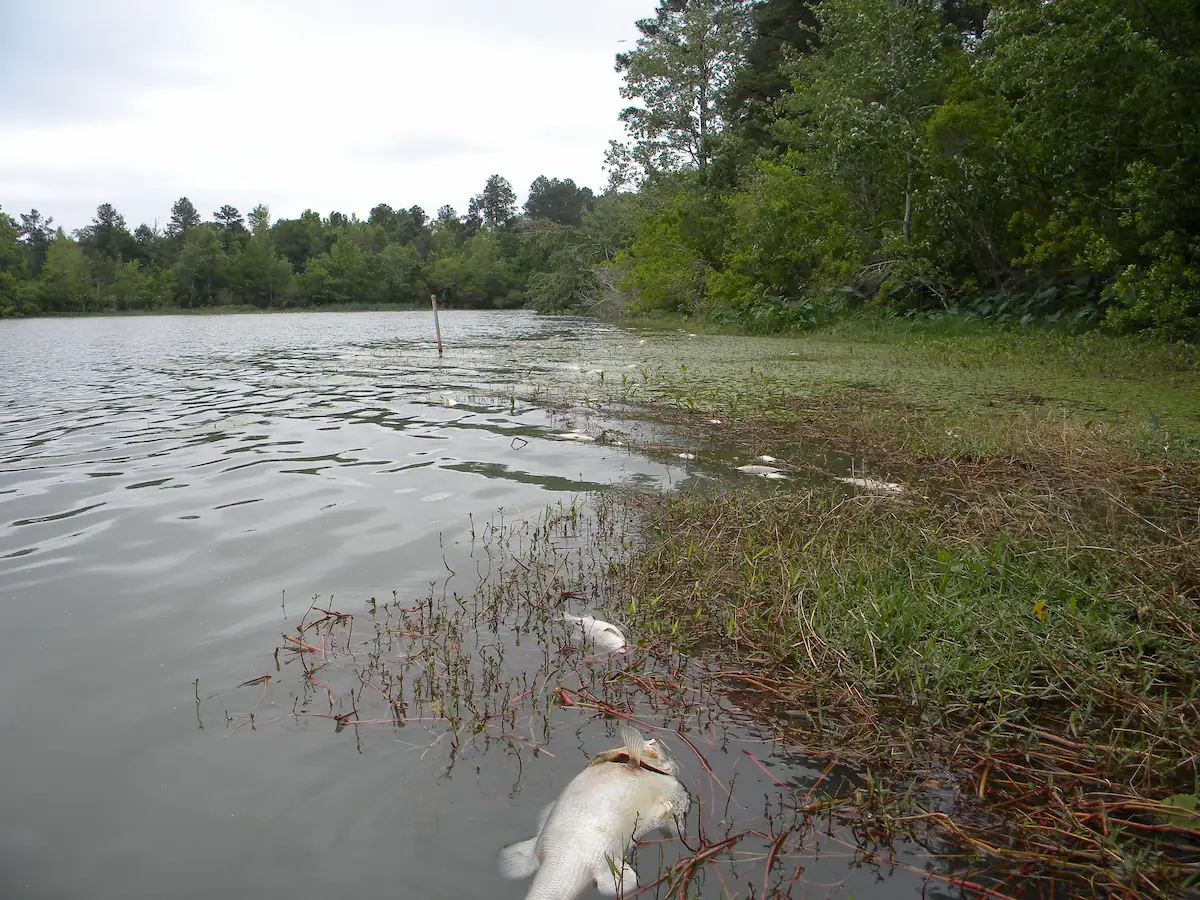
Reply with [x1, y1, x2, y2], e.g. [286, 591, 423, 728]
[613, 0, 749, 180]
[524, 177, 595, 227]
[0, 167, 623, 317]
[605, 0, 1200, 341]
[0, 208, 30, 317]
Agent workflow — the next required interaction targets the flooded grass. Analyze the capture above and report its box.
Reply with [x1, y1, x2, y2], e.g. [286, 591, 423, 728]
[203, 317, 1198, 897]
[203, 499, 978, 898]
[615, 484, 1199, 896]
[566, 320, 1200, 897]
[577, 316, 1200, 464]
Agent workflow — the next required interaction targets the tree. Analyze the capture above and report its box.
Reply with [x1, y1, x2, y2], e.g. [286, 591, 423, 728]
[214, 205, 247, 234]
[79, 203, 136, 263]
[723, 0, 821, 147]
[378, 243, 423, 303]
[172, 224, 227, 306]
[614, 0, 749, 178]
[0, 209, 30, 316]
[111, 261, 154, 310]
[369, 203, 427, 247]
[166, 197, 201, 240]
[802, 0, 952, 240]
[133, 224, 164, 268]
[464, 197, 484, 237]
[323, 233, 371, 302]
[983, 0, 1200, 336]
[248, 204, 271, 236]
[271, 210, 329, 272]
[39, 232, 91, 312]
[524, 176, 596, 227]
[17, 209, 55, 277]
[233, 235, 292, 307]
[471, 175, 518, 229]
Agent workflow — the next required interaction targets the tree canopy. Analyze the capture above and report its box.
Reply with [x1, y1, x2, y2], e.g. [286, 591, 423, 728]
[600, 0, 1200, 340]
[0, 174, 632, 317]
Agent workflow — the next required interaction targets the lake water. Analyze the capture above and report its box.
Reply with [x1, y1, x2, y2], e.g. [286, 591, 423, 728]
[0, 312, 956, 899]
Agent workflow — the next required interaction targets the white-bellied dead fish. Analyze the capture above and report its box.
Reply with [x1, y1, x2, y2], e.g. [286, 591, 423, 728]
[834, 475, 904, 494]
[563, 612, 627, 655]
[735, 464, 788, 479]
[498, 725, 690, 899]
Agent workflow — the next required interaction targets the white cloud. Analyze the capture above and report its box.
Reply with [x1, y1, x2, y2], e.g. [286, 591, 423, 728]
[0, 0, 655, 230]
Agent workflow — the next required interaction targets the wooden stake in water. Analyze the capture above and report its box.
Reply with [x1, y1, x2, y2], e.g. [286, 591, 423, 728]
[431, 294, 444, 357]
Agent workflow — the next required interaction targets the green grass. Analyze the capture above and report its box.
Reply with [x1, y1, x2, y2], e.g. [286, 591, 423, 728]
[621, 487, 1198, 739]
[572, 315, 1200, 896]
[608, 477, 1199, 896]
[571, 314, 1200, 465]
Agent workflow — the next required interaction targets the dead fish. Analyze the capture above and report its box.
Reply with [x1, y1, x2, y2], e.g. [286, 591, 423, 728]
[555, 431, 596, 442]
[498, 726, 690, 900]
[736, 464, 788, 479]
[563, 613, 626, 654]
[835, 476, 904, 494]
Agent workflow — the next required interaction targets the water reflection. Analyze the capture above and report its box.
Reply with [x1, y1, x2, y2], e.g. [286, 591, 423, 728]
[194, 495, 952, 899]
[0, 312, 948, 900]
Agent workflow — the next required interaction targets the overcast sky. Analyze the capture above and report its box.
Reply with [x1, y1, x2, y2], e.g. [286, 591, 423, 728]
[0, 0, 656, 232]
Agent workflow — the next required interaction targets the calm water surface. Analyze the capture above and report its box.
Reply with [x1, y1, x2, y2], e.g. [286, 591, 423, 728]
[0, 312, 951, 899]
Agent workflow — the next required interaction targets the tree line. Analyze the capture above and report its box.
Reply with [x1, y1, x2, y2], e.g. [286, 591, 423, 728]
[3, 0, 1197, 339]
[0, 173, 612, 316]
[591, 0, 1198, 340]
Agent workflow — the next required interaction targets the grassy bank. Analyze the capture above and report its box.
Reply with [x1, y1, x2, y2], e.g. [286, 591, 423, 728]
[589, 319, 1200, 896]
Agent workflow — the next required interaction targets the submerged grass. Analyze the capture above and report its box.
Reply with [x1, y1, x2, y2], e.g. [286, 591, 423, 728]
[581, 319, 1200, 896]
[598, 315, 1200, 464]
[612, 480, 1200, 895]
[209, 500, 977, 899]
[208, 316, 1197, 896]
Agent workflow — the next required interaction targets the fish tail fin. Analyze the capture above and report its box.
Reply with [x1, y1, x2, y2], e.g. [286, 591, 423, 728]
[618, 724, 646, 769]
[497, 837, 540, 879]
[595, 857, 638, 896]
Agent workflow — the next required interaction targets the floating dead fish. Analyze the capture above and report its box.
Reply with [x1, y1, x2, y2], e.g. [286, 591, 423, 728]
[563, 613, 626, 654]
[708, 419, 722, 425]
[835, 476, 904, 494]
[757, 454, 777, 463]
[736, 464, 788, 479]
[678, 452, 696, 460]
[554, 431, 596, 442]
[498, 726, 690, 900]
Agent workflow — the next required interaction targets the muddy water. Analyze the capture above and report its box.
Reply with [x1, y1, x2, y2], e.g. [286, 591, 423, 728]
[0, 311, 951, 899]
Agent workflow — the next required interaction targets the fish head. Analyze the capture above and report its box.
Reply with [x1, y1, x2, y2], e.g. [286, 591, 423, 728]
[639, 737, 682, 777]
[588, 730, 682, 777]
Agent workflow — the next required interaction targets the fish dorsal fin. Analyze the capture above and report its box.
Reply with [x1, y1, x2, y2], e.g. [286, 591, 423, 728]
[617, 725, 646, 770]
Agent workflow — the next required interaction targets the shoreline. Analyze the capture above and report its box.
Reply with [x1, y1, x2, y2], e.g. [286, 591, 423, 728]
[575, 320, 1199, 896]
